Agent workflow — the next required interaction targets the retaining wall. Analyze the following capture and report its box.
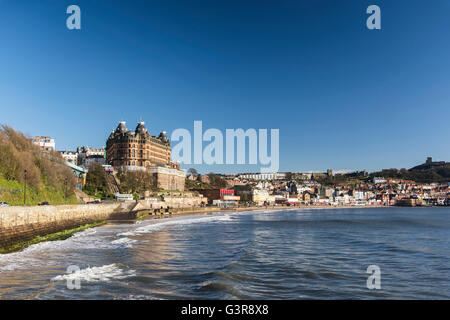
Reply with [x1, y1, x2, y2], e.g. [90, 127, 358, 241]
[0, 204, 119, 249]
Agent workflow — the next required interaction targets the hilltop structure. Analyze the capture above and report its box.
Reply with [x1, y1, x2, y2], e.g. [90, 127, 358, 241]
[411, 157, 448, 171]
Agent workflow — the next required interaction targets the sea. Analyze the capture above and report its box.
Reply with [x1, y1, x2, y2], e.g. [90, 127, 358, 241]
[0, 207, 448, 299]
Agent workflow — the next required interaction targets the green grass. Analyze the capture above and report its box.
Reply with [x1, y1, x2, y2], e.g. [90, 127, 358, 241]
[0, 176, 78, 206]
[136, 213, 149, 221]
[0, 220, 107, 254]
[82, 186, 115, 200]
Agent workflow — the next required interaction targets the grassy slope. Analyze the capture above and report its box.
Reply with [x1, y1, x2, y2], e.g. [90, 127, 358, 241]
[0, 176, 78, 206]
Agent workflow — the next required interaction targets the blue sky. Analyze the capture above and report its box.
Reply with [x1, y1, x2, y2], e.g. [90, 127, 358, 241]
[0, 0, 449, 174]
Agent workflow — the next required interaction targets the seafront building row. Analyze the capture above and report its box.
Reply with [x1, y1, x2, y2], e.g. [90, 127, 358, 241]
[31, 126, 450, 207]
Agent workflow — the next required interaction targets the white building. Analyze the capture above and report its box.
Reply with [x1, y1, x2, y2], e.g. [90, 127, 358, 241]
[373, 177, 387, 184]
[296, 185, 313, 193]
[59, 151, 78, 165]
[84, 155, 106, 167]
[33, 136, 55, 152]
[77, 146, 106, 167]
[238, 172, 286, 181]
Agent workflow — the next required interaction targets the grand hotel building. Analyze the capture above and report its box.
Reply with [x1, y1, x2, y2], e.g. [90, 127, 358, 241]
[106, 121, 172, 168]
[106, 121, 185, 191]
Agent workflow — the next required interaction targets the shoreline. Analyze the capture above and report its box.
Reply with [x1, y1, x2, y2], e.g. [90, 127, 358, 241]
[131, 204, 390, 223]
[131, 203, 445, 224]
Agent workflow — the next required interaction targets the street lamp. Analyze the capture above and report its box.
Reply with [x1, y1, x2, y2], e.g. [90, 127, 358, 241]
[24, 169, 27, 206]
[64, 178, 68, 201]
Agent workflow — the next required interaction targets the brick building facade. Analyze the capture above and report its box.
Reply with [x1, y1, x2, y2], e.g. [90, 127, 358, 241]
[106, 121, 185, 191]
[106, 121, 171, 168]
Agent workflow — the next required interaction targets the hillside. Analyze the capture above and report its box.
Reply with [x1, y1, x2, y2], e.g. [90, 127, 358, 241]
[0, 125, 78, 205]
[371, 160, 450, 184]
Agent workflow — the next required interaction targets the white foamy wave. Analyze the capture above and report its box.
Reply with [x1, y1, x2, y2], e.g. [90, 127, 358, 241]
[111, 237, 138, 247]
[0, 238, 72, 272]
[71, 228, 97, 238]
[121, 214, 233, 237]
[51, 264, 136, 283]
[117, 231, 135, 237]
[0, 227, 114, 272]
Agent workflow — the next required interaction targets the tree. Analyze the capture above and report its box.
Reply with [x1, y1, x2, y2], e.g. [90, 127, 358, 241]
[0, 125, 77, 203]
[207, 173, 227, 189]
[0, 125, 76, 190]
[188, 168, 198, 176]
[285, 172, 293, 181]
[85, 163, 107, 194]
[117, 169, 156, 195]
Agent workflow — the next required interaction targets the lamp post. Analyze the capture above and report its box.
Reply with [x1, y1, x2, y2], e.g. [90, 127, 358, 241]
[64, 178, 68, 202]
[24, 170, 27, 206]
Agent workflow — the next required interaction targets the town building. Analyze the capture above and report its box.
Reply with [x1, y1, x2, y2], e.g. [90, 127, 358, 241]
[238, 172, 286, 181]
[319, 186, 334, 199]
[59, 151, 78, 165]
[149, 166, 186, 191]
[194, 188, 240, 206]
[33, 136, 55, 152]
[300, 192, 311, 204]
[252, 189, 271, 205]
[76, 146, 105, 167]
[373, 177, 387, 184]
[106, 121, 171, 168]
[106, 121, 185, 191]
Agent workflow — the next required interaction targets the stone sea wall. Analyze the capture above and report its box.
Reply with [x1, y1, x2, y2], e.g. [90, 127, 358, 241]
[0, 204, 119, 249]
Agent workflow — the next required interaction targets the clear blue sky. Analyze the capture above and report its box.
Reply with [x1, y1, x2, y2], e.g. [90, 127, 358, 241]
[0, 0, 449, 174]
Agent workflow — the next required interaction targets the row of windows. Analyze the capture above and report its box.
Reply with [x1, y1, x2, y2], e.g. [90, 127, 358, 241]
[113, 160, 149, 166]
[114, 144, 170, 151]
[111, 137, 169, 147]
[116, 151, 170, 158]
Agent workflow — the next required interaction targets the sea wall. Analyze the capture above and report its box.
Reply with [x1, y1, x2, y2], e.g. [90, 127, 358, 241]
[162, 196, 207, 208]
[0, 204, 120, 249]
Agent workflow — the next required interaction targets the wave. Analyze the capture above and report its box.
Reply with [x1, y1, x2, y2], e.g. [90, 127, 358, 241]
[118, 214, 233, 237]
[51, 264, 136, 283]
[0, 213, 233, 272]
[111, 237, 138, 248]
[0, 228, 117, 272]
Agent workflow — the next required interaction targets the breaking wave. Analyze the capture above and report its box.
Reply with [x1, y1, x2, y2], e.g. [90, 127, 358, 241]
[51, 264, 136, 283]
[111, 237, 138, 247]
[117, 213, 233, 237]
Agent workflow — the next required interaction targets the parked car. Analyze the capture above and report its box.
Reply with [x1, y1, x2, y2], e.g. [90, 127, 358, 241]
[0, 202, 9, 207]
[38, 202, 50, 206]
